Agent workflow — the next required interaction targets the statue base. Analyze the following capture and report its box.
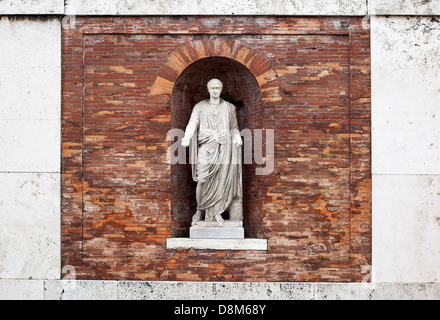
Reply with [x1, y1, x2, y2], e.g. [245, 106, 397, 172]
[190, 220, 244, 239]
[166, 238, 267, 251]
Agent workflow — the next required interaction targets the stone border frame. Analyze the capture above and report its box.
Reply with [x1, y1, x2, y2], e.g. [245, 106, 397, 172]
[62, 16, 371, 281]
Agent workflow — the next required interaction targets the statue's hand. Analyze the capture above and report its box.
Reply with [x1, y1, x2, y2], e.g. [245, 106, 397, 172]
[233, 136, 242, 147]
[181, 137, 190, 147]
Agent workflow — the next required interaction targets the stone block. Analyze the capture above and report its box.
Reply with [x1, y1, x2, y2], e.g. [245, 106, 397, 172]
[0, 173, 60, 226]
[369, 0, 440, 15]
[0, 225, 60, 279]
[372, 174, 440, 282]
[0, 0, 64, 14]
[190, 220, 244, 239]
[118, 281, 314, 300]
[191, 220, 243, 227]
[44, 280, 119, 300]
[0, 119, 60, 172]
[0, 17, 61, 68]
[314, 283, 375, 300]
[371, 16, 440, 175]
[0, 67, 61, 120]
[65, 0, 366, 15]
[3, 280, 440, 300]
[190, 227, 244, 239]
[166, 238, 268, 250]
[0, 280, 44, 300]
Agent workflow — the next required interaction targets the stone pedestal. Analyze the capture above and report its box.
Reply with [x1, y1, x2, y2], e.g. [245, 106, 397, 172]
[190, 220, 244, 239]
[166, 238, 268, 251]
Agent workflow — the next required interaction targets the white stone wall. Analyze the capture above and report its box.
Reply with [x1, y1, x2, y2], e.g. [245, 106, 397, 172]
[1, 1, 440, 286]
[0, 0, 64, 14]
[369, 0, 440, 15]
[371, 16, 440, 282]
[0, 17, 61, 279]
[2, 280, 440, 300]
[64, 0, 367, 15]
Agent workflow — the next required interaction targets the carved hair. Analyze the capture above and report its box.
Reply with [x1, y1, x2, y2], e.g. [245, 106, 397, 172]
[207, 78, 223, 90]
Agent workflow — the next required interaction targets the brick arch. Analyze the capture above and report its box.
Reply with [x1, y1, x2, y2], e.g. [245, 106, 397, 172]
[150, 37, 282, 102]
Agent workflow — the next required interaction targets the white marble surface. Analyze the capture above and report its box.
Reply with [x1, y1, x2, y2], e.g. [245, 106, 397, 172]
[2, 280, 440, 300]
[118, 281, 313, 300]
[0, 68, 61, 120]
[371, 15, 440, 283]
[0, 225, 61, 280]
[0, 17, 61, 173]
[0, 17, 61, 280]
[371, 16, 440, 175]
[0, 173, 60, 226]
[0, 18, 61, 121]
[0, 0, 64, 14]
[372, 175, 440, 282]
[0, 17, 61, 69]
[0, 119, 61, 172]
[369, 0, 440, 15]
[44, 280, 119, 300]
[0, 280, 45, 300]
[190, 226, 244, 239]
[65, 0, 367, 15]
[2, 0, 439, 15]
[167, 238, 268, 250]
[0, 173, 60, 280]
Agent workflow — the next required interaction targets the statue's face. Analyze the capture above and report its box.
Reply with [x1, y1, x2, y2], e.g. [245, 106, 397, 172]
[207, 81, 222, 99]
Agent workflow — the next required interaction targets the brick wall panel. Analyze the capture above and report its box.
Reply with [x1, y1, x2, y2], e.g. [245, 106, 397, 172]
[62, 16, 371, 282]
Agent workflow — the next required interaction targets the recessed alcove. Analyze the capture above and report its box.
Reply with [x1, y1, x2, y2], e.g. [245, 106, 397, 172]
[170, 56, 264, 239]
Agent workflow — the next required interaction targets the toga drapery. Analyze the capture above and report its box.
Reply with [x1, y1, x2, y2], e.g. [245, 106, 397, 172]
[188, 99, 242, 221]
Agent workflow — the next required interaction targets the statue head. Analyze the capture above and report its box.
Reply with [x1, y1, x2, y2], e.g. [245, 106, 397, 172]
[207, 78, 223, 99]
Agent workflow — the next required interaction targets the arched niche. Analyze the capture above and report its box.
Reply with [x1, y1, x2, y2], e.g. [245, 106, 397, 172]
[171, 56, 264, 238]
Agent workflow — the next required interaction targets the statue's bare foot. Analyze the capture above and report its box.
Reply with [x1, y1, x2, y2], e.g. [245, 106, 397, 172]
[192, 210, 203, 222]
[214, 214, 224, 225]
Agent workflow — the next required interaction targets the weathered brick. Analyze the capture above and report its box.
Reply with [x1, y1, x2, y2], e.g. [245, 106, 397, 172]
[62, 16, 371, 282]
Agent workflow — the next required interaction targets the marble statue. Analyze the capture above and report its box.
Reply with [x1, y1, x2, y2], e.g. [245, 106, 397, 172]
[181, 79, 243, 226]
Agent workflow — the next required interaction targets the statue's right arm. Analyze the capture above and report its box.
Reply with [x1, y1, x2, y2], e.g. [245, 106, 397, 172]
[181, 120, 197, 147]
[181, 104, 200, 147]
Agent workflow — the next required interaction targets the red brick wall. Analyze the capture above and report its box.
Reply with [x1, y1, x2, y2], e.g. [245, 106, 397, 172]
[62, 16, 371, 281]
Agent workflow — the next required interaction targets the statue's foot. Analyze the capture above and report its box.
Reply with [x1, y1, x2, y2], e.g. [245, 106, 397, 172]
[214, 214, 224, 225]
[192, 210, 203, 222]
